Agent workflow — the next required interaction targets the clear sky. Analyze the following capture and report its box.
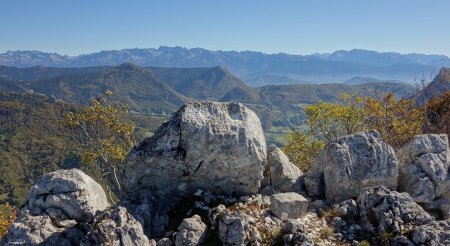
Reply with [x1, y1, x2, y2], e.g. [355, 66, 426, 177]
[1, 0, 450, 56]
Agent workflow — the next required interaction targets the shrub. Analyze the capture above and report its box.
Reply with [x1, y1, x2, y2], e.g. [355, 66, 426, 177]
[425, 91, 450, 135]
[0, 203, 16, 239]
[282, 131, 324, 172]
[304, 93, 425, 149]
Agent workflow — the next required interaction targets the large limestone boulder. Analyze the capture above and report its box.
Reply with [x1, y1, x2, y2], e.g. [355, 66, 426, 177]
[124, 101, 267, 197]
[304, 130, 398, 202]
[270, 192, 308, 219]
[262, 145, 302, 192]
[397, 134, 450, 209]
[2, 169, 110, 245]
[357, 186, 433, 235]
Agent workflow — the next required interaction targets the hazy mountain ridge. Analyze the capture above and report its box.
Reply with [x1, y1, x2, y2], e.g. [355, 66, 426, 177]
[1, 47, 448, 85]
[0, 63, 416, 139]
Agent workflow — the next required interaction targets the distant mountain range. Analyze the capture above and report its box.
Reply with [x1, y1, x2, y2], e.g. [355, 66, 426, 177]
[0, 47, 448, 85]
[0, 63, 417, 145]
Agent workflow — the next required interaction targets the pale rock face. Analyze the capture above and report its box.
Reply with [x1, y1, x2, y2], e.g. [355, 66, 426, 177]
[2, 169, 110, 245]
[397, 134, 450, 204]
[304, 130, 398, 202]
[175, 215, 207, 246]
[27, 168, 110, 221]
[263, 145, 302, 192]
[270, 192, 309, 219]
[124, 101, 267, 197]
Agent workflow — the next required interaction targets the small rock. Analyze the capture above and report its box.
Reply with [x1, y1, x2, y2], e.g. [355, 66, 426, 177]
[270, 192, 308, 219]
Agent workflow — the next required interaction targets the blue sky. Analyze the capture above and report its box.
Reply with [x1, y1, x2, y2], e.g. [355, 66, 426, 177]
[1, 0, 450, 56]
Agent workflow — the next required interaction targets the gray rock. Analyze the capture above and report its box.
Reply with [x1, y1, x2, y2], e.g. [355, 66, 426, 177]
[219, 211, 250, 245]
[156, 238, 173, 246]
[357, 186, 433, 234]
[175, 215, 207, 246]
[304, 130, 398, 202]
[397, 163, 435, 203]
[337, 199, 359, 219]
[2, 169, 110, 245]
[397, 134, 450, 204]
[270, 192, 308, 219]
[425, 198, 450, 220]
[408, 220, 450, 245]
[307, 199, 330, 213]
[27, 168, 110, 222]
[124, 101, 267, 197]
[82, 206, 150, 246]
[119, 188, 171, 238]
[283, 219, 306, 233]
[263, 145, 302, 192]
[331, 217, 347, 229]
[283, 232, 314, 246]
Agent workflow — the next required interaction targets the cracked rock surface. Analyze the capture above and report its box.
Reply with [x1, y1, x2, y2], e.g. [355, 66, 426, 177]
[124, 101, 267, 198]
[397, 134, 450, 219]
[304, 130, 398, 202]
[2, 169, 110, 245]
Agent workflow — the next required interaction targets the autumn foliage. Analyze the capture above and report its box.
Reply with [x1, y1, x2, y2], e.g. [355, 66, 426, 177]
[305, 93, 424, 149]
[63, 90, 134, 199]
[0, 203, 16, 239]
[282, 131, 325, 172]
[425, 91, 450, 135]
[285, 91, 429, 170]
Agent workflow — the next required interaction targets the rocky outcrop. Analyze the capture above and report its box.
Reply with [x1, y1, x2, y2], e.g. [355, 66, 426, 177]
[218, 211, 252, 245]
[304, 130, 398, 202]
[270, 192, 308, 219]
[262, 145, 302, 192]
[397, 134, 450, 218]
[2, 169, 110, 245]
[124, 101, 267, 198]
[357, 186, 433, 235]
[1, 169, 151, 246]
[83, 206, 150, 246]
[406, 220, 450, 245]
[119, 188, 171, 238]
[174, 215, 207, 246]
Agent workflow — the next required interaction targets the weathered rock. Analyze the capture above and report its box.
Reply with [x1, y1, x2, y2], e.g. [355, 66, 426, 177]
[425, 198, 450, 220]
[27, 168, 110, 221]
[120, 188, 172, 238]
[336, 199, 359, 221]
[392, 220, 450, 245]
[262, 145, 302, 192]
[156, 238, 173, 246]
[270, 192, 308, 219]
[82, 206, 150, 246]
[219, 211, 251, 246]
[124, 101, 267, 197]
[283, 219, 306, 233]
[283, 232, 314, 246]
[357, 186, 433, 235]
[408, 220, 450, 245]
[304, 130, 398, 202]
[397, 134, 450, 205]
[397, 163, 435, 203]
[175, 215, 207, 246]
[2, 169, 110, 245]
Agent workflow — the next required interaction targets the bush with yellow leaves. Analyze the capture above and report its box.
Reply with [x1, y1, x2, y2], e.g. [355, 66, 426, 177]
[63, 90, 134, 200]
[0, 203, 16, 239]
